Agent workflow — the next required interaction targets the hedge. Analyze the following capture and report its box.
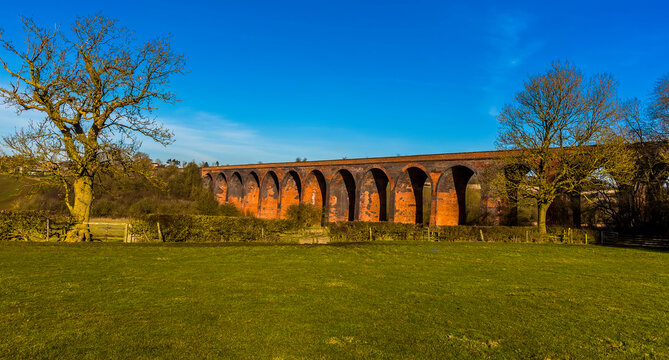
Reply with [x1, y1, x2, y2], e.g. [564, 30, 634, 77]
[130, 214, 599, 244]
[129, 214, 299, 242]
[0, 209, 600, 244]
[327, 221, 599, 244]
[0, 210, 73, 241]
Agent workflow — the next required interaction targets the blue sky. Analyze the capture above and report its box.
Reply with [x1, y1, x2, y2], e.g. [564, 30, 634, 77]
[0, 0, 667, 165]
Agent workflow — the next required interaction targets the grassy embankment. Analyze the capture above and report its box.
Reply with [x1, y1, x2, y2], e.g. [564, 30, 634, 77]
[0, 175, 35, 209]
[0, 242, 666, 359]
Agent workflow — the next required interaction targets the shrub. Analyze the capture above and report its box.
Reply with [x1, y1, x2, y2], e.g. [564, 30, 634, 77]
[219, 203, 242, 217]
[0, 210, 73, 241]
[91, 198, 117, 218]
[285, 203, 322, 228]
[129, 214, 297, 242]
[193, 191, 220, 215]
[127, 198, 160, 218]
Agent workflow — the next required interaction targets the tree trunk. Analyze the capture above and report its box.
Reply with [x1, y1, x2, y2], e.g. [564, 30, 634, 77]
[537, 201, 549, 235]
[65, 175, 94, 242]
[571, 193, 582, 228]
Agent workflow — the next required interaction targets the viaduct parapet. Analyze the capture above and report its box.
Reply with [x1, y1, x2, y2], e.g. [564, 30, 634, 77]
[201, 150, 508, 226]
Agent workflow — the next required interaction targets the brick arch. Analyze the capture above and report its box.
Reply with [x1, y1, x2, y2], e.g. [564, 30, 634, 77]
[358, 167, 391, 222]
[502, 164, 533, 225]
[328, 169, 356, 222]
[228, 172, 244, 211]
[465, 170, 483, 224]
[280, 170, 302, 219]
[357, 166, 395, 191]
[243, 171, 261, 217]
[259, 171, 280, 219]
[394, 166, 431, 224]
[400, 163, 429, 174]
[435, 165, 479, 226]
[203, 173, 214, 190]
[213, 173, 228, 204]
[303, 170, 326, 209]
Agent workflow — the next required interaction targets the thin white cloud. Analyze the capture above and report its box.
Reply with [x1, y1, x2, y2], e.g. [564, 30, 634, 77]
[145, 110, 427, 165]
[140, 111, 347, 164]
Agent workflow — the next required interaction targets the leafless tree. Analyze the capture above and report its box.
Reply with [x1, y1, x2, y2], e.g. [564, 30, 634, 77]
[650, 74, 669, 136]
[0, 15, 185, 241]
[495, 61, 634, 233]
[605, 77, 669, 233]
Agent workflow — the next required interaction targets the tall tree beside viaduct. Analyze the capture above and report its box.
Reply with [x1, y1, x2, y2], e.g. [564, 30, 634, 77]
[0, 15, 185, 241]
[495, 61, 633, 234]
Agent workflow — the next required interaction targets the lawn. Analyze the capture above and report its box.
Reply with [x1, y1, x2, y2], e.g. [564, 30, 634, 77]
[0, 242, 667, 359]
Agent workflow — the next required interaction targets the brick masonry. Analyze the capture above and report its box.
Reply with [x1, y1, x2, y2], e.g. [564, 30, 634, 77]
[201, 150, 507, 225]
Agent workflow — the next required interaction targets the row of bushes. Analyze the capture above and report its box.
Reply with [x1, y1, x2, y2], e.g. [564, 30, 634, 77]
[128, 204, 323, 242]
[129, 214, 299, 242]
[129, 213, 598, 244]
[0, 210, 73, 241]
[100, 196, 242, 219]
[328, 221, 599, 244]
[0, 208, 598, 244]
[0, 204, 319, 242]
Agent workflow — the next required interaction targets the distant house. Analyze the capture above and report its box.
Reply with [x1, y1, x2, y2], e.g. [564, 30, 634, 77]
[26, 168, 50, 176]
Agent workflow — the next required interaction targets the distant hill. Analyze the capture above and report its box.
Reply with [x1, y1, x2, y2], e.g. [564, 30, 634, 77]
[0, 175, 40, 210]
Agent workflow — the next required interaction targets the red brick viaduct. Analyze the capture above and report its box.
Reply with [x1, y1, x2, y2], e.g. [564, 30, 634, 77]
[201, 150, 511, 226]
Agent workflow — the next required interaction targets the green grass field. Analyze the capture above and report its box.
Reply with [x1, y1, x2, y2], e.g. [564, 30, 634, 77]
[0, 242, 667, 359]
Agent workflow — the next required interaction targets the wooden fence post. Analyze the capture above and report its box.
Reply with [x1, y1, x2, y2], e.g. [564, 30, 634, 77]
[569, 228, 573, 244]
[157, 222, 164, 242]
[46, 218, 50, 240]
